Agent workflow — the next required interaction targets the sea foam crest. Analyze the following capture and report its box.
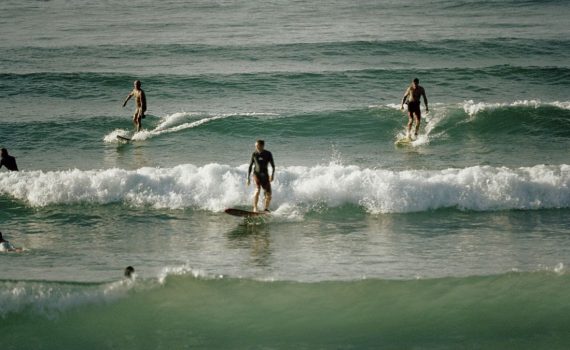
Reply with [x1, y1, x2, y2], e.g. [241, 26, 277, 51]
[1, 163, 568, 213]
[0, 265, 213, 318]
[462, 100, 570, 117]
[0, 279, 135, 318]
[104, 111, 280, 142]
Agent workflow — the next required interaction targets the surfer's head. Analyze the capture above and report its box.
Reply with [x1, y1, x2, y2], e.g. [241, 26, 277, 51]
[1, 148, 7, 157]
[124, 266, 135, 279]
[134, 80, 141, 89]
[255, 140, 265, 152]
[413, 78, 419, 87]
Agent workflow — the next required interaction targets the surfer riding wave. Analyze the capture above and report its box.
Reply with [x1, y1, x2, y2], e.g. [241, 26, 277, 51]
[401, 78, 429, 138]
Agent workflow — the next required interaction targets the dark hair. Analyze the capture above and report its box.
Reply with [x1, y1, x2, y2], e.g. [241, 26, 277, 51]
[413, 78, 419, 84]
[256, 140, 265, 146]
[1, 148, 7, 157]
[124, 266, 135, 278]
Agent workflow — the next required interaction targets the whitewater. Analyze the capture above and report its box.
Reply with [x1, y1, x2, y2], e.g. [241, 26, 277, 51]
[1, 163, 568, 213]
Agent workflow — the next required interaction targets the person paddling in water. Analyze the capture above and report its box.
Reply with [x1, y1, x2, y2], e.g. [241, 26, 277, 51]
[400, 78, 429, 139]
[122, 80, 147, 132]
[247, 140, 275, 212]
[0, 231, 22, 253]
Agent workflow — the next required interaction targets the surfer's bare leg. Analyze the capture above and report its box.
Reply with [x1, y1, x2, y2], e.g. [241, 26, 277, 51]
[252, 185, 261, 212]
[414, 112, 421, 137]
[407, 113, 414, 138]
[133, 109, 142, 132]
[264, 192, 272, 211]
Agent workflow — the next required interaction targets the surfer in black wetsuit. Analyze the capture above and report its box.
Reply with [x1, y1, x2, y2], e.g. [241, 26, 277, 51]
[401, 78, 429, 139]
[0, 148, 18, 171]
[247, 140, 275, 212]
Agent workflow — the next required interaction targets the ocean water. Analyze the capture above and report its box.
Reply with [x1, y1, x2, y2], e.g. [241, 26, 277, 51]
[1, 0, 570, 348]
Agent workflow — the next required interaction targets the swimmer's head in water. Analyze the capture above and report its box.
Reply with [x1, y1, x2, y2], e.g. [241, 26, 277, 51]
[124, 266, 135, 278]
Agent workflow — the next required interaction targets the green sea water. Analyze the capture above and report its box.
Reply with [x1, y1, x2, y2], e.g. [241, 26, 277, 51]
[4, 272, 570, 349]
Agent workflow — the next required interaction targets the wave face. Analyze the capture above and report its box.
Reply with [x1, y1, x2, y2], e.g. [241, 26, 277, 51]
[1, 163, 568, 213]
[0, 100, 568, 172]
[2, 269, 570, 349]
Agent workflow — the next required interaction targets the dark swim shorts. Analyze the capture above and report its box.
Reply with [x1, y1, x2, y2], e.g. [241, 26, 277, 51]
[254, 173, 272, 193]
[407, 101, 421, 115]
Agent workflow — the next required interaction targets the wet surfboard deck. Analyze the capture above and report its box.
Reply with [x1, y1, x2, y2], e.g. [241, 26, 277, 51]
[394, 135, 416, 146]
[224, 208, 269, 217]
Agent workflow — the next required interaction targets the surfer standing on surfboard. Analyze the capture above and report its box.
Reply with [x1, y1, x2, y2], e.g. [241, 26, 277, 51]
[247, 140, 275, 212]
[122, 80, 147, 132]
[400, 78, 429, 139]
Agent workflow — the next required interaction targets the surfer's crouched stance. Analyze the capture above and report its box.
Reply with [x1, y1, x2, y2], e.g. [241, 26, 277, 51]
[247, 140, 275, 212]
[401, 77, 428, 138]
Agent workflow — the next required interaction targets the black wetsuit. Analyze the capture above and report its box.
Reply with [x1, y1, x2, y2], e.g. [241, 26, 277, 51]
[0, 155, 18, 171]
[249, 150, 275, 192]
[407, 100, 421, 115]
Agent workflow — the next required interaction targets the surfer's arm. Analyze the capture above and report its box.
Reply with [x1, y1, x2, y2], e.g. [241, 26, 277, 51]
[422, 89, 429, 112]
[269, 156, 275, 182]
[247, 156, 254, 185]
[401, 88, 409, 109]
[141, 91, 147, 112]
[122, 92, 133, 107]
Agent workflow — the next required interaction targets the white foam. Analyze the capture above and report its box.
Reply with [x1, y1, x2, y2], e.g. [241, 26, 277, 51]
[157, 264, 218, 284]
[553, 262, 565, 275]
[386, 103, 443, 146]
[103, 128, 132, 143]
[0, 265, 218, 317]
[462, 100, 570, 117]
[0, 279, 135, 318]
[385, 103, 403, 110]
[551, 101, 570, 110]
[104, 112, 280, 143]
[1, 163, 568, 214]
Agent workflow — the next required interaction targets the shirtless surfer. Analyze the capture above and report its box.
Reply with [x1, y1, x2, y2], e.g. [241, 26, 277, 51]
[247, 140, 275, 212]
[122, 80, 147, 132]
[400, 78, 428, 139]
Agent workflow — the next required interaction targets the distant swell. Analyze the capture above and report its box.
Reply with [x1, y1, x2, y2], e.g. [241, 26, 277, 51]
[2, 269, 569, 348]
[1, 163, 568, 213]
